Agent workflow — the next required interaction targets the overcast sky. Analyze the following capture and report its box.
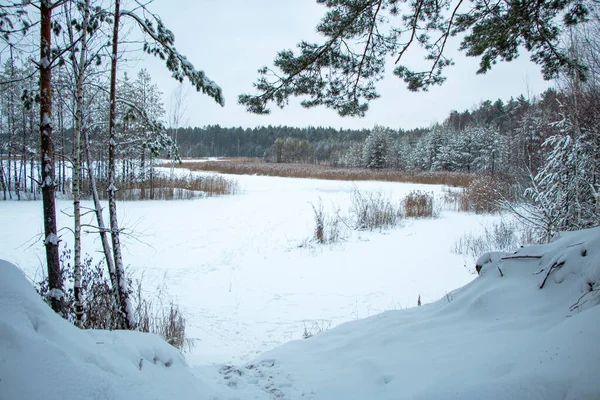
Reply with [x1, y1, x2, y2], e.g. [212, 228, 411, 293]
[132, 0, 553, 130]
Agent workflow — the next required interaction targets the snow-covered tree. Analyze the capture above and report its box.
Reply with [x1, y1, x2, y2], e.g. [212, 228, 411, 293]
[523, 115, 600, 240]
[363, 126, 393, 169]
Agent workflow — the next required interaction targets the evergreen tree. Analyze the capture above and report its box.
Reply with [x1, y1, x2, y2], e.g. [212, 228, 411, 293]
[240, 0, 589, 117]
[363, 126, 393, 169]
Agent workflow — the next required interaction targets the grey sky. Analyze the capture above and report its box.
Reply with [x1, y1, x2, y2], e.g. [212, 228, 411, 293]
[136, 0, 552, 130]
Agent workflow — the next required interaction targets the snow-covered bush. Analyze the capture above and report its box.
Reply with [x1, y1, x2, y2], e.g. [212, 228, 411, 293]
[452, 220, 535, 264]
[302, 320, 332, 339]
[509, 113, 600, 242]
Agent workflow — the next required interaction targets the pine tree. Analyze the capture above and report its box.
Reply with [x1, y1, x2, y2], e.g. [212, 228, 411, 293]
[363, 126, 393, 169]
[240, 0, 589, 117]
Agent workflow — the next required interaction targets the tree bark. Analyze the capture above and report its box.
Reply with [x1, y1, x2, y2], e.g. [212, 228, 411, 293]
[72, 0, 91, 325]
[82, 128, 120, 311]
[40, 0, 63, 315]
[108, 0, 135, 329]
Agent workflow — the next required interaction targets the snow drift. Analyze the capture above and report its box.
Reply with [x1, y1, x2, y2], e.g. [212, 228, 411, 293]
[1, 227, 600, 399]
[0, 259, 225, 400]
[222, 227, 600, 399]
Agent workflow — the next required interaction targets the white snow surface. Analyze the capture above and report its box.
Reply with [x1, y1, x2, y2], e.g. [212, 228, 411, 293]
[1, 174, 485, 365]
[1, 226, 599, 399]
[0, 260, 226, 400]
[1, 173, 599, 398]
[238, 227, 600, 399]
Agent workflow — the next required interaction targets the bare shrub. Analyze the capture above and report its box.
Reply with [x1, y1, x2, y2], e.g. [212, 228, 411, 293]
[36, 249, 121, 330]
[460, 174, 514, 213]
[441, 187, 462, 211]
[350, 188, 403, 230]
[310, 200, 346, 244]
[302, 320, 332, 339]
[403, 190, 435, 218]
[36, 248, 190, 351]
[452, 220, 536, 263]
[133, 276, 191, 351]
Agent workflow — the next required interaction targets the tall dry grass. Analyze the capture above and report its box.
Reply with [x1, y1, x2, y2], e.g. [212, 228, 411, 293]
[82, 174, 239, 201]
[170, 158, 474, 187]
[403, 190, 435, 218]
[458, 174, 514, 213]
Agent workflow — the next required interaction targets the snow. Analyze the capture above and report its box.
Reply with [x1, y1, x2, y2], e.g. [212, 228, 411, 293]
[0, 260, 226, 400]
[44, 233, 60, 246]
[48, 288, 65, 301]
[0, 173, 486, 365]
[236, 227, 600, 399]
[42, 175, 53, 188]
[1, 172, 599, 399]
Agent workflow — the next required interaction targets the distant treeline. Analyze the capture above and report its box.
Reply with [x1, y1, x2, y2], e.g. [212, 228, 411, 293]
[172, 88, 566, 180]
[174, 125, 372, 160]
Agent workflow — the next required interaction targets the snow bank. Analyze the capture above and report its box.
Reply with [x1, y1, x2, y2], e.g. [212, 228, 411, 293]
[2, 227, 599, 399]
[224, 227, 600, 399]
[0, 260, 225, 400]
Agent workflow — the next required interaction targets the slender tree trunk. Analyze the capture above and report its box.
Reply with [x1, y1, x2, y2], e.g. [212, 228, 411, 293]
[108, 0, 134, 329]
[30, 155, 35, 199]
[60, 102, 66, 195]
[72, 0, 91, 325]
[7, 94, 13, 200]
[0, 108, 5, 200]
[140, 147, 146, 199]
[82, 128, 120, 310]
[13, 150, 20, 200]
[149, 152, 154, 200]
[22, 112, 27, 194]
[40, 0, 63, 315]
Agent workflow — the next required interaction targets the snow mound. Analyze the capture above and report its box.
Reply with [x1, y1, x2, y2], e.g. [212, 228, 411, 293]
[227, 227, 600, 399]
[0, 260, 225, 400]
[2, 227, 600, 399]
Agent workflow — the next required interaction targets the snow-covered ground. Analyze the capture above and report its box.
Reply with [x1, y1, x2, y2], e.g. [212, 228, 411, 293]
[1, 223, 599, 399]
[0, 172, 496, 366]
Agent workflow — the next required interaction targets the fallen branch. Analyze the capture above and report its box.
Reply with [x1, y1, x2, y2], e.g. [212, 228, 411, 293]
[500, 255, 542, 261]
[539, 261, 565, 289]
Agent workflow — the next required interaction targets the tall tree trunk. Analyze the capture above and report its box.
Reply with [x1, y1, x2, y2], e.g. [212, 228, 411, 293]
[82, 128, 120, 311]
[60, 101, 66, 195]
[22, 112, 27, 194]
[0, 108, 6, 200]
[40, 0, 63, 315]
[72, 0, 90, 326]
[30, 155, 35, 199]
[108, 0, 134, 329]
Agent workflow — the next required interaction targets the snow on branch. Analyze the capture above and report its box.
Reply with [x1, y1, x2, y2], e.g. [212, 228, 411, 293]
[120, 9, 224, 107]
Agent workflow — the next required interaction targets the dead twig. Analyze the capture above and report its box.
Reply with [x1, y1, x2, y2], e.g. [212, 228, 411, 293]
[539, 261, 565, 289]
[500, 255, 542, 261]
[569, 287, 599, 312]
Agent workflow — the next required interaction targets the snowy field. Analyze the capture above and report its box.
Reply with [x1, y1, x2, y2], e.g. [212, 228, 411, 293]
[1, 171, 499, 365]
[1, 170, 599, 399]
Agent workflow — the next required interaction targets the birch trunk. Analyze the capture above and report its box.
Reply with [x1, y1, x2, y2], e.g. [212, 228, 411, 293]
[108, 0, 135, 329]
[82, 128, 120, 310]
[72, 0, 91, 325]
